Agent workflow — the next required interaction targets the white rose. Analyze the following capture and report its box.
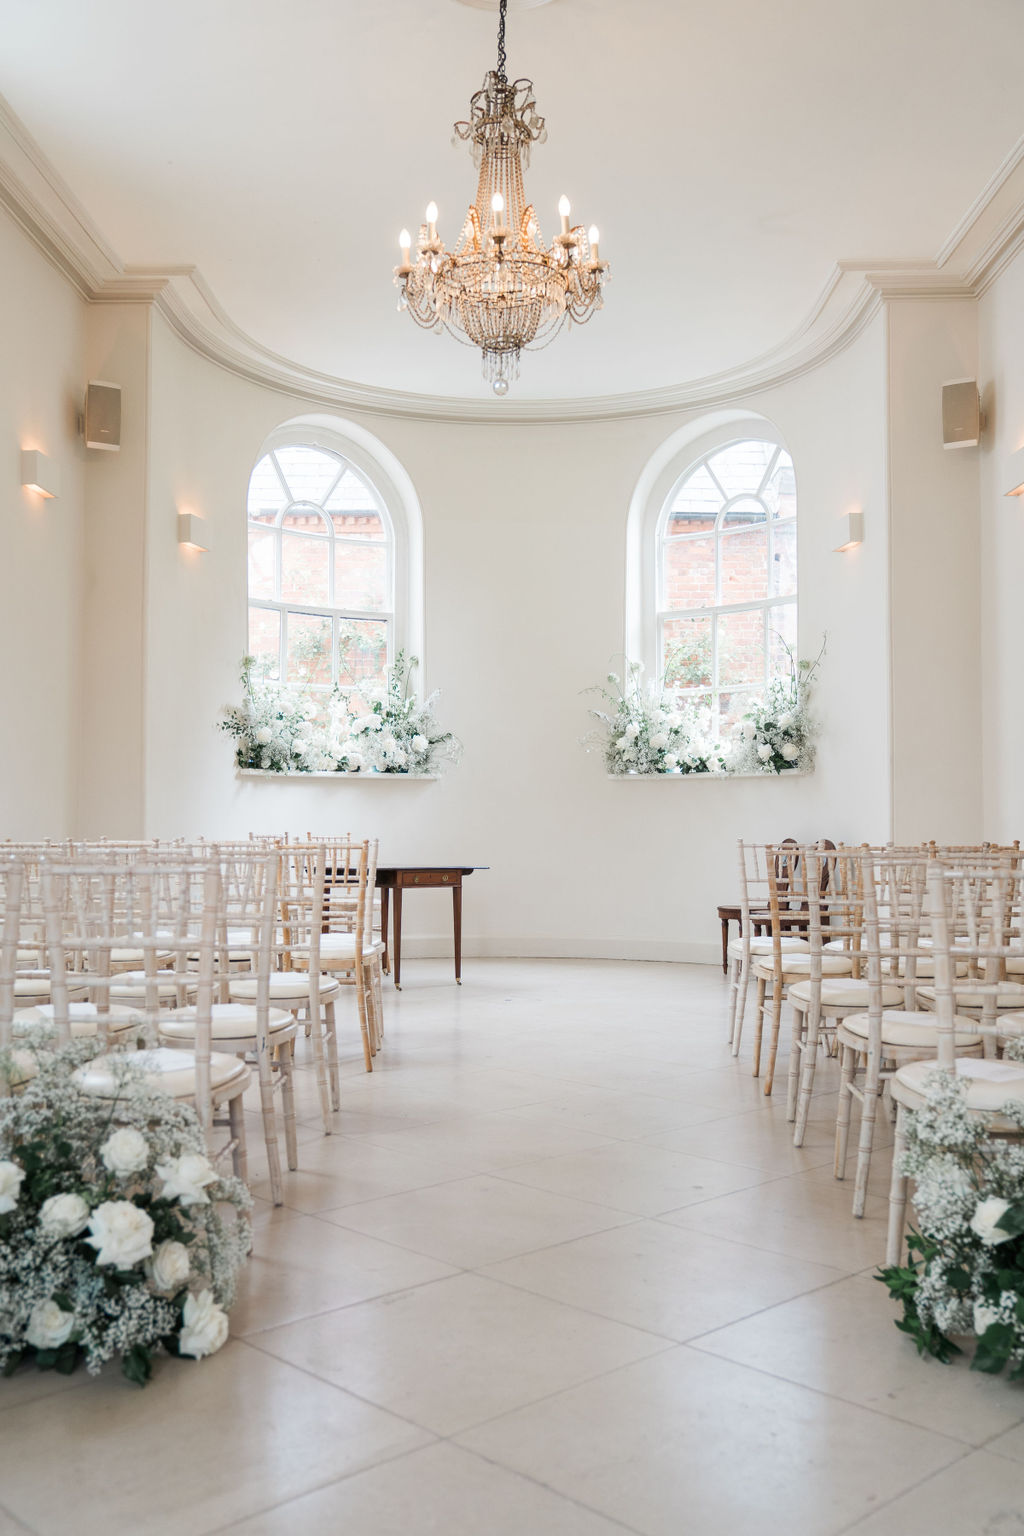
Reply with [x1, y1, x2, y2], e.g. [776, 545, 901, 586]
[256, 727, 273, 745]
[148, 1239, 191, 1293]
[100, 1128, 149, 1178]
[86, 1200, 155, 1269]
[757, 743, 773, 761]
[780, 743, 799, 763]
[622, 747, 637, 761]
[39, 1192, 91, 1239]
[615, 735, 628, 750]
[259, 754, 272, 770]
[970, 1197, 1014, 1245]
[665, 713, 682, 729]
[411, 734, 429, 753]
[345, 753, 363, 773]
[650, 733, 669, 750]
[25, 1299, 76, 1350]
[0, 1160, 25, 1214]
[777, 712, 794, 730]
[663, 754, 679, 769]
[974, 1300, 1001, 1336]
[625, 723, 640, 741]
[368, 716, 383, 731]
[741, 721, 757, 740]
[350, 717, 367, 735]
[156, 1153, 217, 1207]
[178, 1289, 230, 1359]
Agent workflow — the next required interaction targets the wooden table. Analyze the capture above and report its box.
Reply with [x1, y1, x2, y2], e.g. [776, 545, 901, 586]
[376, 866, 486, 989]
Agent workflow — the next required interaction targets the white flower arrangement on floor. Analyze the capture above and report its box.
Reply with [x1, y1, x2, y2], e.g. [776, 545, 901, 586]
[584, 663, 726, 775]
[878, 1060, 1024, 1376]
[0, 1040, 251, 1387]
[726, 639, 824, 775]
[221, 652, 461, 776]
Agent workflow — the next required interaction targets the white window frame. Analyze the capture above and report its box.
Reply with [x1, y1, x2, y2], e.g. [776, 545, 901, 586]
[245, 417, 425, 693]
[626, 417, 798, 738]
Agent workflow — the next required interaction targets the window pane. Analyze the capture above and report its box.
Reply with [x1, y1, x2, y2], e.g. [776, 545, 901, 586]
[247, 527, 275, 599]
[721, 496, 767, 530]
[335, 542, 389, 611]
[720, 526, 768, 604]
[337, 619, 388, 688]
[325, 470, 385, 525]
[274, 446, 342, 505]
[663, 535, 715, 610]
[763, 451, 797, 518]
[772, 520, 797, 597]
[330, 510, 387, 544]
[663, 615, 712, 690]
[718, 608, 765, 688]
[281, 533, 330, 606]
[247, 454, 287, 523]
[248, 607, 280, 679]
[668, 464, 721, 532]
[768, 603, 798, 677]
[707, 441, 777, 498]
[286, 613, 332, 686]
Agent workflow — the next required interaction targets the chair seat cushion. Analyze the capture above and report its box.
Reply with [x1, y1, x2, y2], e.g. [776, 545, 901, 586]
[917, 982, 1024, 1010]
[727, 937, 810, 959]
[74, 1046, 249, 1100]
[160, 1003, 297, 1041]
[14, 976, 89, 1001]
[893, 1057, 1024, 1117]
[108, 971, 189, 1001]
[839, 1009, 983, 1048]
[319, 934, 383, 964]
[228, 972, 340, 1001]
[110, 948, 174, 966]
[788, 978, 904, 1008]
[14, 1003, 146, 1039]
[753, 955, 854, 981]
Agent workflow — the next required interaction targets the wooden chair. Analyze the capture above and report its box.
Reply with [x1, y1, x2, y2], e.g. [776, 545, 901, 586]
[728, 840, 809, 1057]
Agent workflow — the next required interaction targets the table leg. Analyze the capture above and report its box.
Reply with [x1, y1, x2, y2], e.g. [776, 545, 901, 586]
[720, 918, 729, 974]
[393, 887, 403, 990]
[380, 885, 391, 975]
[453, 883, 463, 984]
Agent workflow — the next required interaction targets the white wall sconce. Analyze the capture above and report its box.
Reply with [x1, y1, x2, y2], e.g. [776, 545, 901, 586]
[20, 449, 59, 499]
[834, 510, 864, 552]
[176, 512, 210, 552]
[1004, 447, 1024, 498]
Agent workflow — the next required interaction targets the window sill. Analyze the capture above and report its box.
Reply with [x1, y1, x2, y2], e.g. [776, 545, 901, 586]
[236, 769, 438, 782]
[606, 769, 811, 780]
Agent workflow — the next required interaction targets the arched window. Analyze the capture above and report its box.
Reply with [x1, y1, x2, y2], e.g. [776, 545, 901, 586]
[246, 441, 396, 693]
[657, 435, 797, 737]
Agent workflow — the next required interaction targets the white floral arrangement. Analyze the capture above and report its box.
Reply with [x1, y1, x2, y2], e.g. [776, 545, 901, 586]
[584, 663, 725, 775]
[0, 1040, 251, 1387]
[221, 652, 460, 776]
[878, 1060, 1024, 1377]
[727, 640, 823, 775]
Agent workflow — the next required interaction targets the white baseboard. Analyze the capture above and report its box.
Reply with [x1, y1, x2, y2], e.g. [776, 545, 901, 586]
[395, 935, 721, 966]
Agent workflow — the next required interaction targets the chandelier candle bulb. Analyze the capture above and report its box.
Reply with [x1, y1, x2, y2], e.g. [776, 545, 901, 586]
[425, 202, 438, 241]
[559, 195, 571, 235]
[588, 226, 600, 262]
[398, 229, 412, 270]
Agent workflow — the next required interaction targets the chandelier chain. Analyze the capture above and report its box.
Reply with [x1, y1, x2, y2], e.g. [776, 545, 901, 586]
[496, 0, 507, 82]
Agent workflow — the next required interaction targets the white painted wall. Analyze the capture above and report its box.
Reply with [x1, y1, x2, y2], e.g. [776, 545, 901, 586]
[137, 310, 892, 962]
[887, 299, 982, 844]
[0, 212, 86, 837]
[979, 248, 1024, 839]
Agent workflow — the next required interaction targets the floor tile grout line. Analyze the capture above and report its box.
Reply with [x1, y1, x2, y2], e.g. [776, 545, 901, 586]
[0, 1496, 38, 1536]
[829, 1444, 981, 1535]
[234, 1263, 475, 1340]
[439, 1442, 648, 1536]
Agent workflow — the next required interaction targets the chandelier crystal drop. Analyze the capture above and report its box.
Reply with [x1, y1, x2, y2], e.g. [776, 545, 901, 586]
[393, 0, 609, 396]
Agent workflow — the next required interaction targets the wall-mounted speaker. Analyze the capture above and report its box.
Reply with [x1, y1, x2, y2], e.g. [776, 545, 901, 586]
[941, 378, 981, 450]
[83, 380, 122, 452]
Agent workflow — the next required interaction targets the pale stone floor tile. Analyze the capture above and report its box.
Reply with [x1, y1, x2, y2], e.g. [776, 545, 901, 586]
[494, 1138, 774, 1216]
[0, 1340, 432, 1536]
[985, 1420, 1024, 1463]
[661, 1165, 892, 1273]
[347, 1107, 622, 1175]
[482, 1218, 846, 1339]
[250, 1271, 671, 1435]
[498, 1081, 744, 1139]
[247, 1130, 468, 1213]
[457, 1347, 967, 1536]
[0, 1509, 33, 1536]
[838, 1449, 1024, 1535]
[216, 1442, 641, 1536]
[643, 1104, 838, 1173]
[230, 1209, 457, 1335]
[693, 1272, 1024, 1444]
[321, 1171, 634, 1268]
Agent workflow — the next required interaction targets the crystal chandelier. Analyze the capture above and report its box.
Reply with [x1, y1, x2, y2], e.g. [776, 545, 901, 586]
[394, 0, 609, 396]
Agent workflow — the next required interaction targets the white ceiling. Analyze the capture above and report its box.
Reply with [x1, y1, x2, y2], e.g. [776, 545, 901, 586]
[2, 0, 1023, 402]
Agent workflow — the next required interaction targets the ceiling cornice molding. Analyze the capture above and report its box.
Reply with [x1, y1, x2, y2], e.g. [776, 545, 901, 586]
[0, 89, 1022, 424]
